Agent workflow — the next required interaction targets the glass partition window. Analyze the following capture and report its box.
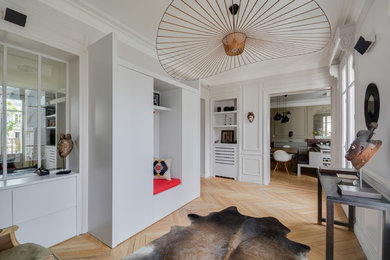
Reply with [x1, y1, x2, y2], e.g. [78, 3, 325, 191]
[6, 48, 38, 174]
[0, 45, 67, 178]
[41, 57, 66, 170]
[0, 46, 2, 176]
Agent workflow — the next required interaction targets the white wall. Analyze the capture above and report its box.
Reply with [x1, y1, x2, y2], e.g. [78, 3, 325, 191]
[209, 67, 331, 184]
[270, 105, 331, 143]
[353, 1, 390, 259]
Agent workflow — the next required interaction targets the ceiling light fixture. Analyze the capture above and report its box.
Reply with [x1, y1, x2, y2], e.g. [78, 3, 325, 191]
[157, 0, 331, 80]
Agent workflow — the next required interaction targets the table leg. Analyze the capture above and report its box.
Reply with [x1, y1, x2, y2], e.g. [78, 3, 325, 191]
[348, 205, 355, 231]
[383, 210, 390, 260]
[326, 200, 334, 260]
[318, 174, 322, 225]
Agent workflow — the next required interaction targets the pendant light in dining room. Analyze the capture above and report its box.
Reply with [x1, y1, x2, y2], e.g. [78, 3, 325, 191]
[273, 96, 282, 121]
[281, 95, 290, 124]
[157, 0, 331, 80]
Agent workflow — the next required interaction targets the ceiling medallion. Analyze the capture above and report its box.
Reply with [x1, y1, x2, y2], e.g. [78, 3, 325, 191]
[157, 0, 331, 81]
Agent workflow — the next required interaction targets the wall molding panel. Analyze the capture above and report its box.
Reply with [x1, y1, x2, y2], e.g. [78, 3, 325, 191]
[209, 67, 331, 185]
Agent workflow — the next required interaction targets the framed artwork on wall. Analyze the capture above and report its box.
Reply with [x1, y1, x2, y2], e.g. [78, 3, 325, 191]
[221, 130, 234, 143]
[153, 92, 160, 106]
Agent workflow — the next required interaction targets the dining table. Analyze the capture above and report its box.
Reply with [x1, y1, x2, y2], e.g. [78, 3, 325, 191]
[270, 147, 299, 155]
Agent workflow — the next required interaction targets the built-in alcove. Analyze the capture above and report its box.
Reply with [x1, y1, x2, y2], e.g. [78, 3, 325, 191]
[153, 79, 182, 194]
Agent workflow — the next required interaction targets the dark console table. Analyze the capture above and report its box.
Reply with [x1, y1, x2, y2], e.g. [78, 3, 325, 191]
[317, 168, 390, 260]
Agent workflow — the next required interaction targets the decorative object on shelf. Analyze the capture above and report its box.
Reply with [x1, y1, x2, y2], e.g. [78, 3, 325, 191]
[221, 130, 234, 144]
[37, 166, 49, 176]
[157, 0, 331, 80]
[124, 207, 310, 260]
[364, 83, 380, 129]
[247, 112, 255, 123]
[338, 122, 382, 198]
[56, 133, 73, 175]
[229, 106, 235, 111]
[217, 107, 221, 112]
[153, 157, 173, 180]
[223, 106, 230, 111]
[153, 92, 160, 106]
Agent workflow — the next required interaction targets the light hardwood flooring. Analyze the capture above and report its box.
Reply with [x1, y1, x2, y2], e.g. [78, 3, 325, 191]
[51, 171, 366, 260]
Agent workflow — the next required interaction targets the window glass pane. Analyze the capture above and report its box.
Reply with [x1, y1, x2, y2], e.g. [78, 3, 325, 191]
[41, 57, 66, 170]
[7, 48, 38, 175]
[348, 84, 355, 145]
[341, 64, 347, 167]
[341, 65, 347, 93]
[0, 46, 3, 177]
[348, 55, 354, 86]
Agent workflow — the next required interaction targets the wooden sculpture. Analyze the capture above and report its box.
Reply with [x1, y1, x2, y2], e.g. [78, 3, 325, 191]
[57, 133, 73, 174]
[345, 122, 382, 170]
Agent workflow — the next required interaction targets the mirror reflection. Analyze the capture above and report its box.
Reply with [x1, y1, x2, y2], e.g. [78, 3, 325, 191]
[313, 113, 331, 138]
[364, 83, 380, 129]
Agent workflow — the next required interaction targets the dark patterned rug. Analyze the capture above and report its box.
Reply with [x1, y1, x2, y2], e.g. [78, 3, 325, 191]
[123, 206, 310, 260]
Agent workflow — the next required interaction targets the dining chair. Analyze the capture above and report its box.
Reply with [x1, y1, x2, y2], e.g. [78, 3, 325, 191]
[273, 150, 292, 176]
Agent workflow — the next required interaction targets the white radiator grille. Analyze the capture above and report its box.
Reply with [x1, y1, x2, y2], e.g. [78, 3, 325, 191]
[214, 144, 237, 178]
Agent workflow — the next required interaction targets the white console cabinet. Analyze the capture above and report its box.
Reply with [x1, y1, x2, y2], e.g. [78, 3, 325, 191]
[0, 173, 79, 247]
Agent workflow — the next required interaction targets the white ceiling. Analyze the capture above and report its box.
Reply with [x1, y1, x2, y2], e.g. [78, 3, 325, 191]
[68, 0, 366, 85]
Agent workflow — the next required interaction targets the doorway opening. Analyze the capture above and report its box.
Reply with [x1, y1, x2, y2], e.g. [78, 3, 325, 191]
[269, 90, 331, 179]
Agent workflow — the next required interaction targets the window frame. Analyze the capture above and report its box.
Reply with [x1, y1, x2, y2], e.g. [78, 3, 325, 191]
[340, 53, 355, 168]
[0, 43, 69, 179]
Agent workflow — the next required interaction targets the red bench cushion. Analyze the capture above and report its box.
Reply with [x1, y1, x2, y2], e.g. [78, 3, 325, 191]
[153, 178, 181, 195]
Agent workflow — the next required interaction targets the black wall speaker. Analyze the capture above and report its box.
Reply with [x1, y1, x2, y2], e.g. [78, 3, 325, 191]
[354, 36, 374, 55]
[4, 8, 27, 27]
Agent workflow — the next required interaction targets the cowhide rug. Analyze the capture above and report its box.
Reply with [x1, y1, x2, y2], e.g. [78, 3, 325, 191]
[123, 206, 310, 260]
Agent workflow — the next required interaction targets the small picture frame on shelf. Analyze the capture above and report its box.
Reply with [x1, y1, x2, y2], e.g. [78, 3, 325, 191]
[153, 92, 160, 106]
[221, 130, 234, 143]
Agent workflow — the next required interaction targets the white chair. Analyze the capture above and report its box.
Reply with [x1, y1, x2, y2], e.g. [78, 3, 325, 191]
[273, 150, 292, 176]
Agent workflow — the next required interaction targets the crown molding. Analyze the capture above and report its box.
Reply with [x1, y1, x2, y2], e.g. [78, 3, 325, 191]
[38, 0, 157, 59]
[270, 97, 330, 109]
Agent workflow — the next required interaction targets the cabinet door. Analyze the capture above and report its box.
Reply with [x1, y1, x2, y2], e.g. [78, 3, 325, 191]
[0, 190, 12, 228]
[112, 65, 154, 246]
[182, 90, 201, 198]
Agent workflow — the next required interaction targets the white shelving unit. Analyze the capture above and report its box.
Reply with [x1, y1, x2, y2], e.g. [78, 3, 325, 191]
[213, 125, 238, 128]
[212, 98, 238, 179]
[153, 105, 171, 112]
[44, 92, 66, 170]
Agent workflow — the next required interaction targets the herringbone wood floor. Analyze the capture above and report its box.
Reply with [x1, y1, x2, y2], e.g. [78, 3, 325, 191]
[51, 171, 366, 260]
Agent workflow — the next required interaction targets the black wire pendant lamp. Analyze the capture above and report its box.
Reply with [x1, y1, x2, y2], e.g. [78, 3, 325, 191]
[274, 95, 290, 123]
[280, 95, 290, 124]
[273, 96, 282, 121]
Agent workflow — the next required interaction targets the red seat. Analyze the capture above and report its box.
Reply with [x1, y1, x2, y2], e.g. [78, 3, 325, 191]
[153, 178, 181, 195]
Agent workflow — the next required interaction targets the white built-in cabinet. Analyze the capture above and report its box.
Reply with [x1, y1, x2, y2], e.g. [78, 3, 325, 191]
[0, 174, 79, 248]
[88, 33, 200, 248]
[212, 98, 239, 179]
